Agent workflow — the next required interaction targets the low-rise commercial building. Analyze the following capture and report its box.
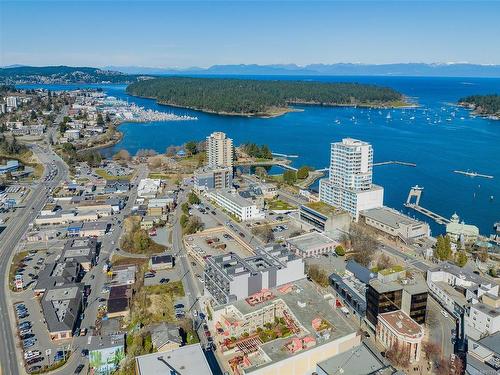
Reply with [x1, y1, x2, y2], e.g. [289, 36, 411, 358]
[34, 261, 81, 295]
[137, 178, 161, 198]
[80, 221, 108, 237]
[0, 160, 20, 175]
[135, 344, 213, 375]
[286, 231, 338, 258]
[150, 323, 182, 352]
[446, 213, 480, 244]
[41, 284, 84, 341]
[316, 342, 395, 375]
[208, 189, 264, 221]
[360, 206, 430, 243]
[376, 310, 424, 364]
[205, 245, 305, 305]
[62, 237, 98, 271]
[88, 334, 126, 375]
[299, 202, 351, 234]
[426, 262, 499, 317]
[466, 332, 500, 375]
[149, 254, 173, 270]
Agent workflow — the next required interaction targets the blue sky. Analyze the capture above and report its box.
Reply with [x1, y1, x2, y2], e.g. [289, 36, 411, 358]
[1, 1, 499, 67]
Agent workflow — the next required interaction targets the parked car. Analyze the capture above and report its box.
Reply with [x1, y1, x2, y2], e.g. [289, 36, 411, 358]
[19, 321, 31, 330]
[26, 357, 43, 365]
[144, 273, 155, 279]
[159, 278, 169, 284]
[174, 304, 185, 309]
[28, 366, 42, 373]
[24, 350, 41, 360]
[74, 364, 85, 374]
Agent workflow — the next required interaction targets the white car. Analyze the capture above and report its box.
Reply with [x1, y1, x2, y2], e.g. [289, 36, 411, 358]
[24, 350, 41, 360]
[441, 310, 449, 318]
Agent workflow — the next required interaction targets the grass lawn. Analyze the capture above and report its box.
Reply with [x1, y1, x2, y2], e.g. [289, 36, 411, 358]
[304, 201, 339, 216]
[377, 265, 405, 276]
[267, 199, 296, 211]
[129, 280, 185, 327]
[95, 168, 132, 180]
[111, 254, 147, 267]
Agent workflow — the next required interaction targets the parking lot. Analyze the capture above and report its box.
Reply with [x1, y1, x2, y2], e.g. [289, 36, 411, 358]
[10, 249, 73, 373]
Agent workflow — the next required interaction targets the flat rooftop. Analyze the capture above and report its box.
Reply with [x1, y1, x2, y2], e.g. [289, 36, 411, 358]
[286, 231, 336, 251]
[303, 201, 341, 216]
[429, 262, 493, 286]
[361, 206, 422, 229]
[215, 278, 358, 371]
[436, 281, 468, 306]
[135, 344, 212, 375]
[316, 342, 389, 375]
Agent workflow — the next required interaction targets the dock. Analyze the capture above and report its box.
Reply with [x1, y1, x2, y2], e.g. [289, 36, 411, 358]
[272, 152, 299, 158]
[404, 186, 450, 225]
[453, 170, 494, 179]
[373, 161, 417, 167]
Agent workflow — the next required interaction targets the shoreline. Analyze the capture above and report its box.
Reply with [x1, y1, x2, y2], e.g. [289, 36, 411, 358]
[458, 102, 499, 120]
[127, 92, 416, 119]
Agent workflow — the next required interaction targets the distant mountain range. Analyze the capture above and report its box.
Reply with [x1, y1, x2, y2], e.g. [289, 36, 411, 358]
[104, 63, 500, 77]
[1, 63, 500, 85]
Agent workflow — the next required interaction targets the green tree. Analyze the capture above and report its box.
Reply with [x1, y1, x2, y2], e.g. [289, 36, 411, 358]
[434, 235, 452, 261]
[181, 203, 189, 215]
[283, 170, 297, 185]
[180, 214, 189, 227]
[296, 166, 311, 180]
[455, 250, 468, 267]
[335, 245, 345, 256]
[184, 141, 198, 155]
[188, 192, 201, 205]
[97, 113, 105, 125]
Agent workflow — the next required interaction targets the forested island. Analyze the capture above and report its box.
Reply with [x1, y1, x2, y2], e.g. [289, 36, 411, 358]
[0, 66, 140, 84]
[126, 77, 409, 117]
[459, 94, 500, 119]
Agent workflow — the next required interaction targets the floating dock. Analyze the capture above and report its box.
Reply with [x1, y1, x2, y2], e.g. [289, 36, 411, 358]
[272, 152, 299, 158]
[453, 170, 494, 179]
[404, 186, 450, 225]
[373, 161, 417, 167]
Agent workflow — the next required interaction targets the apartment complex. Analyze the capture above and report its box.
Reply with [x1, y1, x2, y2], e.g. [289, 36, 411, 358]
[427, 262, 499, 339]
[207, 131, 233, 168]
[210, 279, 360, 375]
[204, 245, 305, 305]
[194, 166, 233, 191]
[207, 189, 264, 221]
[319, 138, 383, 221]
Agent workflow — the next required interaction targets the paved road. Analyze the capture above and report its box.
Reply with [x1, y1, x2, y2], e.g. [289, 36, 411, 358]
[0, 145, 68, 375]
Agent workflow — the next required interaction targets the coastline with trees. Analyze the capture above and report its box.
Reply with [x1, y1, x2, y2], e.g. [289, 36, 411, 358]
[126, 76, 411, 118]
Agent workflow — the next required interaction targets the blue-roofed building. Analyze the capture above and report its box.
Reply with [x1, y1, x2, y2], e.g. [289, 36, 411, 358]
[346, 260, 376, 284]
[0, 160, 20, 175]
[67, 223, 82, 237]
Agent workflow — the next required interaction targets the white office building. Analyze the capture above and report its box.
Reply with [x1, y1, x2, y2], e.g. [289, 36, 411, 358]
[319, 138, 383, 221]
[6, 96, 18, 109]
[207, 131, 233, 168]
[207, 189, 264, 221]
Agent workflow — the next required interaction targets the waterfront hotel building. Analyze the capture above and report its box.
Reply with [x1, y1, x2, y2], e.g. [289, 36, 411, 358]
[319, 138, 383, 221]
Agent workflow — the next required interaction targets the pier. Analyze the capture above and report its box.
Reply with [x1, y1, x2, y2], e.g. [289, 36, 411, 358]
[272, 152, 299, 158]
[276, 163, 298, 171]
[373, 160, 417, 167]
[404, 186, 450, 225]
[453, 170, 494, 179]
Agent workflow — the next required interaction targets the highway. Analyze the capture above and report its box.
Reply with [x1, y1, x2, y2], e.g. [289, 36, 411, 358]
[0, 144, 68, 375]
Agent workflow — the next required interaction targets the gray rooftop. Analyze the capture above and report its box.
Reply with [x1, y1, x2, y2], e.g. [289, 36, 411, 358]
[135, 344, 213, 375]
[35, 261, 80, 291]
[361, 206, 421, 229]
[286, 231, 336, 252]
[215, 278, 358, 370]
[87, 333, 125, 351]
[316, 342, 390, 375]
[429, 262, 494, 286]
[214, 189, 254, 207]
[41, 284, 83, 333]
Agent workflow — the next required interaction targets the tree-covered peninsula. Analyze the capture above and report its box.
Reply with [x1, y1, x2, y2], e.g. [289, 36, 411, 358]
[126, 77, 408, 117]
[459, 94, 500, 119]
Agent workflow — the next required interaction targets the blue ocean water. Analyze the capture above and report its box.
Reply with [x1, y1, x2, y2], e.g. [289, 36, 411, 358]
[18, 76, 500, 236]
